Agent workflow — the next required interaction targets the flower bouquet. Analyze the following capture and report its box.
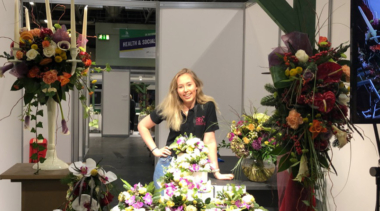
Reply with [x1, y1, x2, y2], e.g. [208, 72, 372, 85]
[167, 134, 213, 184]
[61, 158, 117, 211]
[260, 31, 356, 210]
[219, 112, 277, 182]
[117, 180, 156, 211]
[213, 184, 267, 211]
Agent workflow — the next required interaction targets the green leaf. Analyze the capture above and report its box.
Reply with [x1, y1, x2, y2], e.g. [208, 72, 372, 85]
[302, 200, 310, 206]
[105, 63, 112, 72]
[36, 122, 43, 128]
[31, 115, 36, 120]
[91, 62, 96, 65]
[271, 146, 288, 155]
[31, 142, 39, 149]
[10, 79, 24, 91]
[79, 95, 86, 101]
[36, 110, 43, 117]
[31, 128, 36, 133]
[337, 60, 351, 67]
[318, 154, 329, 168]
[270, 66, 292, 89]
[205, 198, 211, 204]
[278, 154, 292, 172]
[264, 83, 277, 93]
[38, 145, 46, 151]
[30, 153, 38, 160]
[37, 134, 44, 140]
[24, 93, 35, 105]
[31, 101, 39, 106]
[39, 157, 46, 163]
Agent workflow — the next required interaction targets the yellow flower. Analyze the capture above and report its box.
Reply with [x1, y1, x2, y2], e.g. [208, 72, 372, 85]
[55, 56, 63, 63]
[233, 128, 241, 135]
[92, 80, 97, 84]
[55, 48, 62, 55]
[61, 54, 67, 60]
[256, 125, 262, 131]
[264, 141, 269, 145]
[247, 124, 255, 131]
[303, 117, 309, 122]
[289, 68, 298, 76]
[167, 200, 175, 207]
[232, 120, 236, 124]
[91, 168, 98, 176]
[182, 194, 187, 201]
[243, 137, 250, 144]
[31, 44, 38, 50]
[347, 86, 350, 92]
[285, 68, 290, 76]
[125, 207, 133, 211]
[296, 66, 303, 74]
[193, 200, 197, 205]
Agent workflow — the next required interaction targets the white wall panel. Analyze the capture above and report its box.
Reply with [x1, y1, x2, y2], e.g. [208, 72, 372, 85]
[0, 0, 21, 209]
[158, 8, 244, 152]
[102, 70, 130, 136]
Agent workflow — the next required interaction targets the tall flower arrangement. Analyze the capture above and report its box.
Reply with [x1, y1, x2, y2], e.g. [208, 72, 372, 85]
[260, 32, 355, 210]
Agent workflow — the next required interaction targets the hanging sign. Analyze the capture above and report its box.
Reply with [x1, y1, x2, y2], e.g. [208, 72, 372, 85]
[119, 29, 156, 58]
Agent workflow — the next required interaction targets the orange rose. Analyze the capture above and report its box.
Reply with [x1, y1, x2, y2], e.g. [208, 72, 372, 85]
[318, 36, 328, 44]
[20, 31, 33, 41]
[342, 65, 350, 82]
[30, 28, 41, 37]
[59, 76, 70, 86]
[42, 40, 50, 48]
[27, 66, 40, 78]
[309, 120, 327, 139]
[43, 70, 58, 84]
[286, 109, 303, 129]
[84, 59, 92, 67]
[40, 58, 52, 66]
[89, 91, 94, 96]
[16, 50, 24, 60]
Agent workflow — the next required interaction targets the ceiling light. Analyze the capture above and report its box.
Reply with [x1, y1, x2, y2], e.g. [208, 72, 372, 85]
[44, 19, 48, 23]
[29, 2, 34, 6]
[139, 76, 142, 81]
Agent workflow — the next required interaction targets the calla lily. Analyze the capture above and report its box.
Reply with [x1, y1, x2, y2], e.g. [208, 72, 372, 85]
[98, 168, 117, 184]
[0, 62, 14, 77]
[57, 40, 71, 51]
[293, 154, 309, 182]
[24, 115, 30, 129]
[332, 125, 348, 148]
[69, 158, 97, 177]
[62, 119, 70, 134]
[71, 194, 99, 211]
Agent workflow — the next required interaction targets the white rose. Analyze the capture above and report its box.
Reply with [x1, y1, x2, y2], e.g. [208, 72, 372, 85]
[193, 148, 201, 156]
[26, 49, 39, 61]
[202, 147, 209, 154]
[123, 192, 131, 200]
[139, 187, 147, 195]
[185, 205, 197, 211]
[338, 94, 349, 106]
[43, 45, 56, 57]
[242, 194, 255, 204]
[295, 49, 309, 63]
[181, 162, 190, 169]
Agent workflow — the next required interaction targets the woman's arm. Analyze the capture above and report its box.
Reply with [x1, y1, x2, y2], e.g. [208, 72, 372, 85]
[138, 115, 171, 157]
[203, 131, 234, 180]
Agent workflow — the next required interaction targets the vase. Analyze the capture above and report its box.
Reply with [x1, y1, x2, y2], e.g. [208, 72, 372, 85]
[241, 158, 275, 182]
[33, 98, 69, 170]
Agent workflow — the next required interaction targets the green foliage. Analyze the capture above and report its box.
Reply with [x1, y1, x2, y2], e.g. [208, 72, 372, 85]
[264, 83, 277, 93]
[261, 95, 277, 106]
[36, 110, 43, 117]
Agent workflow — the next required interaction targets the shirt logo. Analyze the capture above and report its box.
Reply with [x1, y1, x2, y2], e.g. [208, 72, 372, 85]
[196, 116, 206, 126]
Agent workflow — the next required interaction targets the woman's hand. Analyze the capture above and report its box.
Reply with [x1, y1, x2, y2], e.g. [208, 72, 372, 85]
[152, 146, 172, 157]
[214, 172, 234, 180]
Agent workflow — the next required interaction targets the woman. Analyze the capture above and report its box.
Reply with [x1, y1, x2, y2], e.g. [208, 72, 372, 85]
[138, 68, 234, 189]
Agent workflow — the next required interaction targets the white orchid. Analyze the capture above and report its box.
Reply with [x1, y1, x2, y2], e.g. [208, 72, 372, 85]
[98, 168, 117, 184]
[69, 158, 97, 177]
[71, 194, 99, 211]
[332, 125, 348, 148]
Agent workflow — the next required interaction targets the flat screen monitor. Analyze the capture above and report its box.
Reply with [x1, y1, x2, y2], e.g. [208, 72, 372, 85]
[351, 0, 380, 123]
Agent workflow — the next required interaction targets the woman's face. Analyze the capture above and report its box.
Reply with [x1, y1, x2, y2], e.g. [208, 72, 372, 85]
[177, 73, 197, 107]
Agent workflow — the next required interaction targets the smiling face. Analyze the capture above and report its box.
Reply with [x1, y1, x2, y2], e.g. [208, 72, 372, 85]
[177, 73, 197, 108]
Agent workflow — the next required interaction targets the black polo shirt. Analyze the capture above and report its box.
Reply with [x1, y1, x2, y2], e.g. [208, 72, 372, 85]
[150, 101, 219, 146]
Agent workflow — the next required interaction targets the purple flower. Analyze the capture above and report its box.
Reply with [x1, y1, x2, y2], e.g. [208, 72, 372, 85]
[165, 187, 175, 197]
[176, 138, 185, 145]
[174, 206, 183, 211]
[303, 69, 315, 81]
[61, 119, 70, 134]
[24, 115, 30, 129]
[127, 195, 136, 205]
[132, 202, 144, 209]
[189, 164, 199, 172]
[235, 200, 243, 207]
[228, 132, 235, 142]
[0, 62, 14, 77]
[143, 193, 152, 205]
[251, 139, 262, 150]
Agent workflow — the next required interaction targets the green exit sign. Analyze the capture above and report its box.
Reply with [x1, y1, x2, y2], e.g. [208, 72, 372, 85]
[98, 34, 109, 40]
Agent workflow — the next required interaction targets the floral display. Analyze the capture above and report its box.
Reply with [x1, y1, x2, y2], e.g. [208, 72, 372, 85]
[117, 180, 156, 210]
[0, 24, 110, 141]
[213, 184, 267, 211]
[168, 134, 213, 174]
[61, 158, 117, 211]
[260, 31, 356, 209]
[219, 112, 277, 182]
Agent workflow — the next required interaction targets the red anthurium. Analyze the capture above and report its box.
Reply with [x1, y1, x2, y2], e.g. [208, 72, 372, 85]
[317, 62, 342, 83]
[313, 91, 336, 113]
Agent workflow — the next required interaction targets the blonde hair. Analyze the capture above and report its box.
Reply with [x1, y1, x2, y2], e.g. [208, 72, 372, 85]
[156, 68, 218, 131]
